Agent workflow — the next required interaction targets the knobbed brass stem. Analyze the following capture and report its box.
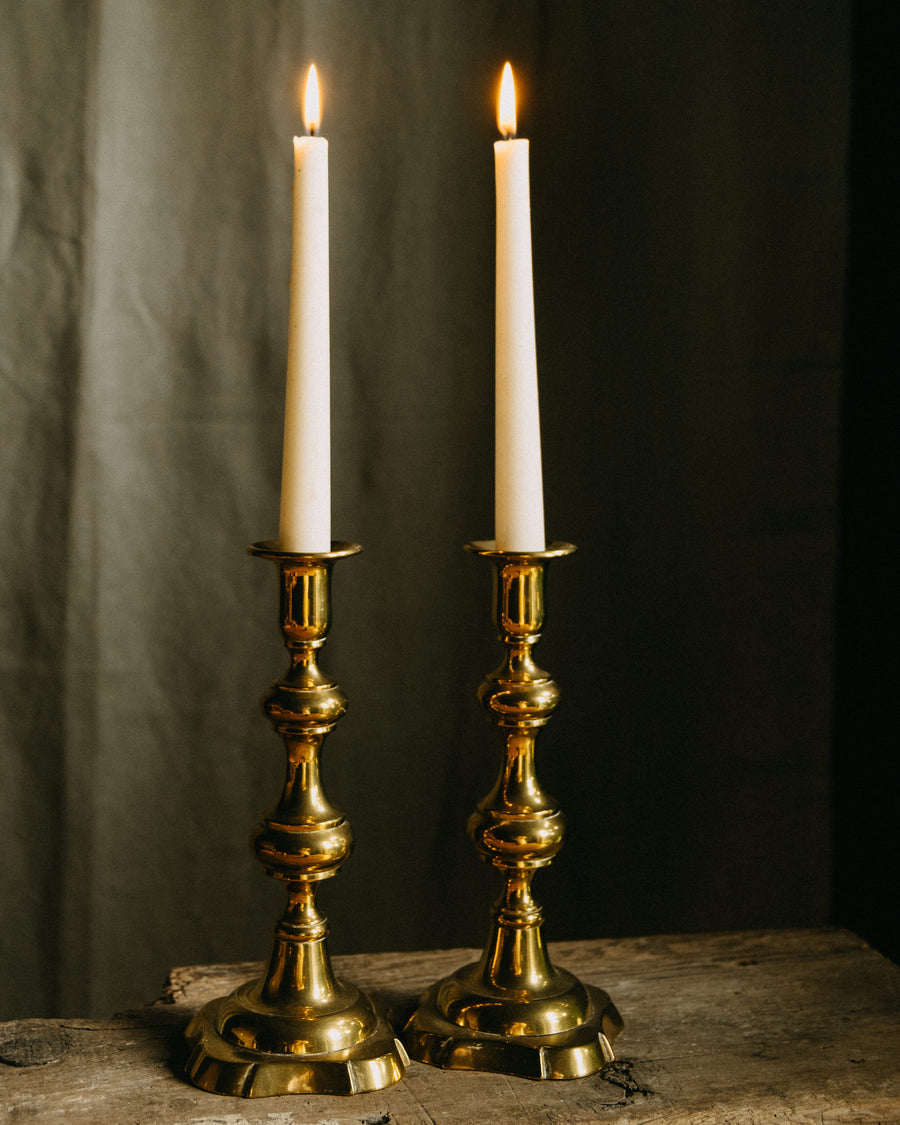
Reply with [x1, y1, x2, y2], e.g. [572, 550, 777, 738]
[184, 542, 406, 1097]
[403, 541, 623, 1080]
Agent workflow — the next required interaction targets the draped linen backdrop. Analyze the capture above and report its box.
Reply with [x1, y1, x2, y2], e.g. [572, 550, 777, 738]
[0, 2, 848, 1018]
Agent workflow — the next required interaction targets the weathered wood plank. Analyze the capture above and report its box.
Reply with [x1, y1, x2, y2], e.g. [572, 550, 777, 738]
[2, 929, 898, 1123]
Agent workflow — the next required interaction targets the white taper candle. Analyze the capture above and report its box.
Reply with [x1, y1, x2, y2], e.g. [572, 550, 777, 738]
[494, 62, 545, 552]
[278, 65, 331, 552]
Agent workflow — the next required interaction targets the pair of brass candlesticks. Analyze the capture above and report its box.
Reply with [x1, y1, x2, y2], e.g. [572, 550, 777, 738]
[184, 538, 622, 1097]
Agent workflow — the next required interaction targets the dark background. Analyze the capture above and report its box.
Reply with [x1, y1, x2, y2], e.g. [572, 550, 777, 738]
[0, 1, 895, 1021]
[833, 0, 899, 966]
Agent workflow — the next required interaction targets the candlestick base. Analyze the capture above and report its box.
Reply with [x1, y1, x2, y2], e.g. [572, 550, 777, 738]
[403, 971, 620, 1081]
[184, 984, 407, 1098]
[403, 541, 623, 1079]
[184, 542, 406, 1097]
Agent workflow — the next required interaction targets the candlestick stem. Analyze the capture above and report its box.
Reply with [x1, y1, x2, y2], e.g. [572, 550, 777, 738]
[403, 541, 623, 1079]
[184, 542, 406, 1097]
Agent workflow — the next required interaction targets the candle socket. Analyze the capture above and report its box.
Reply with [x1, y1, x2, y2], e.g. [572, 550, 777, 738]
[184, 542, 406, 1097]
[402, 541, 623, 1080]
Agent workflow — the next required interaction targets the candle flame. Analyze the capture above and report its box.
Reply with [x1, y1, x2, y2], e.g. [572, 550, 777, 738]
[303, 64, 321, 135]
[498, 62, 516, 139]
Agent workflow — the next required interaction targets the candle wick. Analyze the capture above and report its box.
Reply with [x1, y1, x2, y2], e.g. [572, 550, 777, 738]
[309, 125, 317, 137]
[501, 129, 516, 141]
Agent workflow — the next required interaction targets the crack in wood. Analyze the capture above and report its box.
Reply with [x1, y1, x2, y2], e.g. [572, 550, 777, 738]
[599, 1058, 656, 1104]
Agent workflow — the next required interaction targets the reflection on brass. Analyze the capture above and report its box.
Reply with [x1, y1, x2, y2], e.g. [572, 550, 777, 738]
[403, 541, 623, 1080]
[184, 542, 407, 1097]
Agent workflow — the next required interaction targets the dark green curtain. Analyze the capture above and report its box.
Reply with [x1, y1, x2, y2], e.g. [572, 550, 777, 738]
[0, 0, 849, 1018]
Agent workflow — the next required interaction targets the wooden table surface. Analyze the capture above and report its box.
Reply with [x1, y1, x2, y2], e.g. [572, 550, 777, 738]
[1, 928, 898, 1123]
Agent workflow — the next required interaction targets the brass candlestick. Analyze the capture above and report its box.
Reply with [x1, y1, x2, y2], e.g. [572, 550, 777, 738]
[403, 540, 623, 1080]
[185, 541, 407, 1097]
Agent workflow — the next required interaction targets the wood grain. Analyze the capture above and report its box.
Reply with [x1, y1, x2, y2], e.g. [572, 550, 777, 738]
[2, 929, 898, 1123]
